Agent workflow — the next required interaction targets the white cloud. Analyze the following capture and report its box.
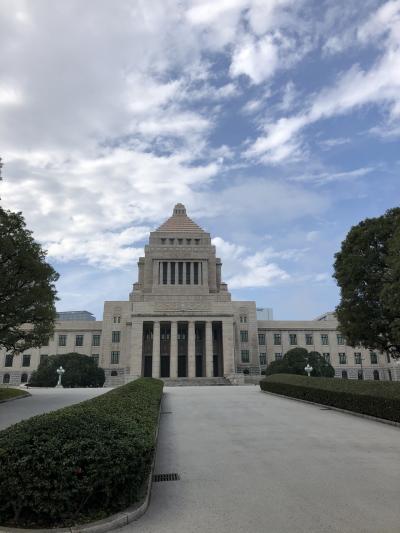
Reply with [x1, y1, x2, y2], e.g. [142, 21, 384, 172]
[211, 237, 290, 289]
[246, 0, 400, 163]
[230, 34, 279, 84]
[290, 166, 375, 185]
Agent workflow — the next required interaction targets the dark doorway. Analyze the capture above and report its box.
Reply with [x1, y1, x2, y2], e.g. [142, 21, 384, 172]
[213, 355, 219, 377]
[177, 322, 188, 377]
[144, 356, 152, 377]
[196, 355, 203, 377]
[178, 356, 187, 377]
[160, 356, 170, 378]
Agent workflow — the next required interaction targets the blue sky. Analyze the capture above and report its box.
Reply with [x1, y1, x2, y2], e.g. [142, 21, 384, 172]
[0, 0, 399, 320]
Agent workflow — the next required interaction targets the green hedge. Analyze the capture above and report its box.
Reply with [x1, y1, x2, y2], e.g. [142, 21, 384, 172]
[0, 378, 163, 528]
[260, 374, 400, 423]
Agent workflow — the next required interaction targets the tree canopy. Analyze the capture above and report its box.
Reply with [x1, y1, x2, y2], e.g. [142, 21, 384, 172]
[0, 207, 59, 354]
[29, 353, 105, 387]
[333, 207, 400, 360]
[266, 348, 335, 377]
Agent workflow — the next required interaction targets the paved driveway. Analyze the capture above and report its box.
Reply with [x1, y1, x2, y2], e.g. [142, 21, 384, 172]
[0, 387, 109, 430]
[125, 385, 400, 533]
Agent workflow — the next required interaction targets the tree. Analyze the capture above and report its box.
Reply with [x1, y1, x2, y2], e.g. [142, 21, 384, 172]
[29, 353, 105, 387]
[266, 348, 334, 377]
[333, 207, 400, 360]
[0, 207, 59, 353]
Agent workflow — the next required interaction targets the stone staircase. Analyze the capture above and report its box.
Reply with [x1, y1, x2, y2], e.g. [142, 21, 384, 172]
[162, 377, 231, 386]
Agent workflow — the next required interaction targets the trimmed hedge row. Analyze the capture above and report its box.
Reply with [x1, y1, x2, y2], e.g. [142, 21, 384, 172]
[260, 374, 400, 423]
[0, 378, 163, 528]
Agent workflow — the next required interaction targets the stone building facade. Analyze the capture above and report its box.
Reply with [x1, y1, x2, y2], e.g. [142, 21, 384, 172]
[1, 204, 399, 385]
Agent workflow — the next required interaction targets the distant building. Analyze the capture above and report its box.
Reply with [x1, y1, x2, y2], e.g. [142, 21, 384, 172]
[256, 308, 273, 320]
[56, 311, 96, 321]
[0, 204, 398, 385]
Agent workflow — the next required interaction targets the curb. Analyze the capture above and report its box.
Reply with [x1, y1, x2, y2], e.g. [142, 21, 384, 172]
[0, 391, 31, 404]
[261, 390, 400, 428]
[1, 393, 164, 533]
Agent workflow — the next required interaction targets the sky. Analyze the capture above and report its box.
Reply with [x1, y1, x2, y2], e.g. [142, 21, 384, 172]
[0, 0, 399, 321]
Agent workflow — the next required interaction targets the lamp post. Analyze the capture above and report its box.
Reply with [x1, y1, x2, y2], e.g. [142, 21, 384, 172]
[304, 363, 313, 377]
[56, 366, 65, 388]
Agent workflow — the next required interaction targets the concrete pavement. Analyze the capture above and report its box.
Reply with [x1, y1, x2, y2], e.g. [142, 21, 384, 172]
[0, 387, 109, 430]
[124, 385, 400, 533]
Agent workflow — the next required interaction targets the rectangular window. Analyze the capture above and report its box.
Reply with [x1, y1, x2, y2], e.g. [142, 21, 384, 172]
[289, 334, 297, 345]
[58, 335, 67, 346]
[5, 354, 13, 367]
[186, 262, 191, 284]
[186, 238, 191, 245]
[75, 335, 84, 346]
[40, 354, 48, 364]
[112, 331, 120, 343]
[259, 353, 267, 365]
[305, 334, 313, 345]
[113, 316, 121, 323]
[240, 330, 248, 343]
[178, 262, 183, 284]
[370, 352, 378, 364]
[170, 262, 175, 284]
[354, 352, 361, 365]
[339, 353, 347, 364]
[241, 350, 250, 363]
[194, 262, 199, 284]
[169, 238, 174, 245]
[337, 334, 345, 345]
[161, 326, 170, 340]
[323, 352, 330, 363]
[178, 238, 183, 245]
[91, 354, 99, 365]
[110, 351, 119, 364]
[178, 325, 186, 340]
[195, 238, 200, 245]
[162, 262, 168, 284]
[258, 333, 266, 345]
[274, 333, 281, 345]
[275, 352, 283, 361]
[22, 354, 31, 367]
[92, 334, 101, 346]
[321, 334, 329, 345]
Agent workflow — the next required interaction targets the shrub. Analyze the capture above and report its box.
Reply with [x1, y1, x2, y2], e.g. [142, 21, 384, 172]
[266, 348, 334, 377]
[0, 378, 163, 528]
[260, 374, 400, 422]
[29, 352, 105, 387]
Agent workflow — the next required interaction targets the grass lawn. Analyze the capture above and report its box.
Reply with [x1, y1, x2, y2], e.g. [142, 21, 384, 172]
[0, 387, 30, 402]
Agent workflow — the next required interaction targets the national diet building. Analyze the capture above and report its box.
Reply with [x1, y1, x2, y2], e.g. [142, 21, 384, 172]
[0, 204, 398, 385]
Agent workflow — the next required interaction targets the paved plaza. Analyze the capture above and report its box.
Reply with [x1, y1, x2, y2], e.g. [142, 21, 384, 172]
[127, 385, 400, 533]
[0, 387, 108, 430]
[0, 385, 399, 532]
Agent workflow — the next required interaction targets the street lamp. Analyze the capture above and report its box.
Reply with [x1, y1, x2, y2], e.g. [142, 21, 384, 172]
[56, 366, 65, 388]
[304, 363, 313, 377]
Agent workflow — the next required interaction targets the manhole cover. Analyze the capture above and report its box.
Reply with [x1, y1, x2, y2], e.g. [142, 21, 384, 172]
[153, 473, 180, 482]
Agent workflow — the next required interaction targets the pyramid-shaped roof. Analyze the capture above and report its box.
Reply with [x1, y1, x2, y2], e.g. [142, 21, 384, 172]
[156, 204, 206, 233]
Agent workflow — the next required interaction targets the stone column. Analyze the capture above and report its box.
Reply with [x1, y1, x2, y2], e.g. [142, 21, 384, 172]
[183, 262, 187, 285]
[190, 262, 194, 285]
[222, 319, 235, 375]
[203, 260, 209, 288]
[167, 262, 171, 285]
[188, 321, 196, 378]
[170, 321, 178, 378]
[131, 319, 144, 377]
[205, 321, 213, 377]
[152, 321, 160, 378]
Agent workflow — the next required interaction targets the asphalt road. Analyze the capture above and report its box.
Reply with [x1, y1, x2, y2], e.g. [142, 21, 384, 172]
[124, 385, 400, 533]
[0, 386, 108, 429]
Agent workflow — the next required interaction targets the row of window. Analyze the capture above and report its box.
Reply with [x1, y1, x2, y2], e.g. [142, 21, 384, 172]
[4, 354, 31, 367]
[272, 352, 379, 365]
[2, 373, 29, 384]
[341, 370, 381, 381]
[57, 333, 104, 346]
[256, 332, 347, 346]
[160, 237, 201, 245]
[4, 353, 100, 368]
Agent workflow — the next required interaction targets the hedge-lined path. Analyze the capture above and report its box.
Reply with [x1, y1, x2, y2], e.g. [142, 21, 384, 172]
[127, 385, 399, 533]
[0, 387, 109, 430]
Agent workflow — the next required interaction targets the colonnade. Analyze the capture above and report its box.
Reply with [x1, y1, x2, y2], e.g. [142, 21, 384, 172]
[132, 319, 234, 378]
